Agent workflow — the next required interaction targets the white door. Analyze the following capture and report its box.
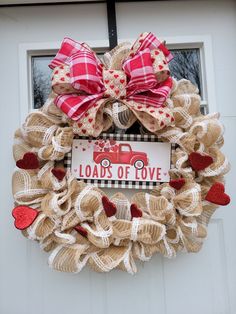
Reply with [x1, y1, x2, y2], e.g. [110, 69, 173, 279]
[0, 1, 235, 314]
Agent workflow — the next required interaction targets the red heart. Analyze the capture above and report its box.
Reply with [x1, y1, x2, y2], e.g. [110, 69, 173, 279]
[104, 79, 109, 84]
[104, 147, 110, 152]
[110, 139, 116, 146]
[159, 65, 164, 70]
[78, 123, 82, 128]
[115, 89, 120, 95]
[109, 70, 114, 74]
[88, 118, 93, 123]
[114, 74, 119, 78]
[205, 182, 230, 206]
[51, 168, 66, 181]
[169, 178, 186, 190]
[102, 196, 117, 217]
[130, 204, 142, 218]
[166, 113, 170, 118]
[160, 121, 165, 127]
[74, 225, 88, 237]
[82, 129, 86, 134]
[61, 77, 65, 81]
[155, 50, 160, 55]
[66, 73, 70, 77]
[85, 112, 89, 117]
[158, 110, 163, 114]
[110, 84, 115, 89]
[54, 70, 59, 75]
[120, 79, 125, 84]
[151, 57, 155, 63]
[16, 152, 39, 170]
[150, 110, 155, 113]
[99, 142, 105, 148]
[189, 152, 213, 171]
[12, 206, 39, 230]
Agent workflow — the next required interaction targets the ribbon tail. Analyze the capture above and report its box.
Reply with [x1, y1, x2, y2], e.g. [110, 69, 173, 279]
[55, 93, 103, 121]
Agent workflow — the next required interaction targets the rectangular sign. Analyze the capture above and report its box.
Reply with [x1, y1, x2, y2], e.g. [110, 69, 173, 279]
[65, 134, 173, 189]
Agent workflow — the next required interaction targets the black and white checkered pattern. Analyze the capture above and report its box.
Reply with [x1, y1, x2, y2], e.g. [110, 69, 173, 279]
[64, 133, 176, 190]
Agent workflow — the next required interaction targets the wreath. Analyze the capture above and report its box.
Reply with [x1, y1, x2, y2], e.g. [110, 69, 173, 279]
[12, 32, 230, 274]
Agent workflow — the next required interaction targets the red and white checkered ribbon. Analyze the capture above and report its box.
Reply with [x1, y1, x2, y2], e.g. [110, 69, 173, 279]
[49, 33, 173, 121]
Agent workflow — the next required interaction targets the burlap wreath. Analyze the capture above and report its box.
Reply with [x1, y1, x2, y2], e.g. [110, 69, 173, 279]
[12, 33, 230, 274]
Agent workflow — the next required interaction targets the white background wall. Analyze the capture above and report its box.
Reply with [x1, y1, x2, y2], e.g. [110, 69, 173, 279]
[0, 1, 235, 313]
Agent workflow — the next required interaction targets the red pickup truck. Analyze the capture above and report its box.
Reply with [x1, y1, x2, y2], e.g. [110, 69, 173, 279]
[93, 143, 148, 169]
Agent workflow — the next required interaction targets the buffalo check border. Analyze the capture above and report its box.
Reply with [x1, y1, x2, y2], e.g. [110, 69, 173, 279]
[64, 133, 176, 190]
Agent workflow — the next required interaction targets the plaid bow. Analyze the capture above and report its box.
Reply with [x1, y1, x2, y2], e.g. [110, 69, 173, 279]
[49, 33, 173, 121]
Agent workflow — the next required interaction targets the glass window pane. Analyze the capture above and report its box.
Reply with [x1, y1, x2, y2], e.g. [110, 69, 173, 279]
[32, 55, 54, 109]
[169, 48, 202, 96]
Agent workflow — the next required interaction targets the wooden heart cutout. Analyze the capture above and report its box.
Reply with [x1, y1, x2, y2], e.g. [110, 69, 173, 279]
[189, 152, 213, 171]
[12, 206, 39, 230]
[169, 178, 186, 190]
[51, 168, 66, 181]
[102, 196, 117, 217]
[16, 152, 39, 170]
[130, 204, 143, 218]
[205, 182, 230, 206]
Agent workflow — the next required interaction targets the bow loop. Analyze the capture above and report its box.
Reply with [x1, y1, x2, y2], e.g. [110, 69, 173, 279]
[124, 48, 157, 96]
[69, 50, 104, 94]
[128, 32, 173, 62]
[49, 37, 87, 69]
[56, 93, 103, 121]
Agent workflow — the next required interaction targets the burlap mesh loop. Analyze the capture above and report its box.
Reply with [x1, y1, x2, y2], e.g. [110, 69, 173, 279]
[38, 127, 73, 160]
[12, 169, 48, 205]
[190, 113, 224, 148]
[22, 111, 59, 147]
[173, 181, 202, 216]
[41, 93, 69, 124]
[13, 129, 33, 161]
[23, 212, 57, 241]
[37, 161, 67, 191]
[88, 244, 136, 274]
[131, 192, 175, 225]
[112, 218, 165, 245]
[41, 177, 78, 217]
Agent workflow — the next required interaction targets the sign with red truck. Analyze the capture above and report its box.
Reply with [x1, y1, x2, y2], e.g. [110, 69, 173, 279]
[70, 134, 171, 189]
[93, 143, 148, 170]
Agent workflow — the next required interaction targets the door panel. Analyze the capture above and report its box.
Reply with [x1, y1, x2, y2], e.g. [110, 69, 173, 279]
[0, 2, 235, 314]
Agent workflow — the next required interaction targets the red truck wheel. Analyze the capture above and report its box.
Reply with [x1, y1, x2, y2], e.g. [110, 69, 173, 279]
[100, 158, 111, 168]
[134, 160, 144, 170]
